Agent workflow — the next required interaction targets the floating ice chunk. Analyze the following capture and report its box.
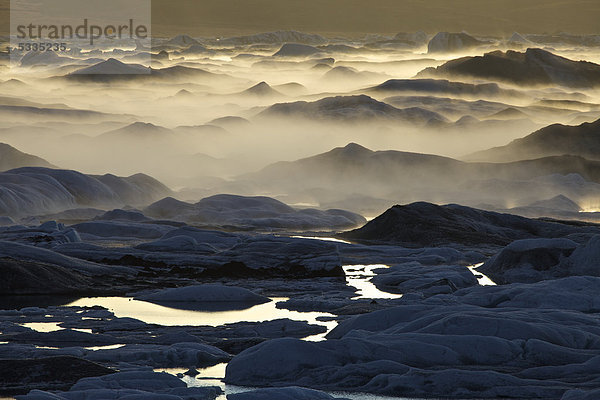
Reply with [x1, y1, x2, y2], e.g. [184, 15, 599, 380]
[135, 284, 270, 311]
[85, 342, 230, 368]
[160, 227, 240, 251]
[478, 238, 578, 283]
[135, 236, 215, 253]
[427, 32, 487, 53]
[71, 221, 174, 239]
[94, 209, 151, 222]
[71, 371, 185, 391]
[273, 43, 322, 57]
[228, 386, 349, 400]
[561, 388, 600, 400]
[0, 240, 122, 274]
[561, 234, 600, 276]
[18, 371, 223, 399]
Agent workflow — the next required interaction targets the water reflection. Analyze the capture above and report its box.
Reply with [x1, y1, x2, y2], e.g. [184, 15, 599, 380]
[290, 235, 352, 244]
[174, 363, 418, 400]
[20, 322, 62, 332]
[20, 322, 93, 334]
[64, 296, 337, 340]
[468, 263, 496, 286]
[344, 265, 403, 300]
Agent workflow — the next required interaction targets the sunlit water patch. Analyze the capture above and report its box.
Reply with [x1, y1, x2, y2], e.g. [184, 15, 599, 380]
[467, 263, 496, 286]
[344, 264, 403, 300]
[12, 259, 478, 400]
[159, 364, 423, 400]
[291, 235, 351, 244]
[85, 344, 126, 351]
[37, 248, 452, 400]
[20, 322, 62, 332]
[64, 296, 337, 341]
[20, 322, 93, 334]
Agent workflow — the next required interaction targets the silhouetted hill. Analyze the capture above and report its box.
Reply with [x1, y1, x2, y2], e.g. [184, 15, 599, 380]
[273, 43, 322, 57]
[66, 60, 218, 82]
[427, 32, 487, 53]
[466, 118, 600, 162]
[243, 143, 600, 198]
[258, 95, 448, 124]
[369, 78, 521, 99]
[0, 143, 56, 171]
[341, 202, 600, 247]
[97, 122, 173, 140]
[240, 82, 283, 97]
[69, 58, 149, 75]
[422, 48, 600, 87]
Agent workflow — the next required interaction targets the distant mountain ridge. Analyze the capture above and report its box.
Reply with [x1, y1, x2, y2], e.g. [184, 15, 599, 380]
[247, 142, 600, 186]
[216, 30, 327, 46]
[238, 141, 600, 216]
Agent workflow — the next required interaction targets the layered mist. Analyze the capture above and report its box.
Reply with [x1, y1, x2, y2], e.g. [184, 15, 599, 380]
[3, 28, 600, 400]
[4, 31, 600, 222]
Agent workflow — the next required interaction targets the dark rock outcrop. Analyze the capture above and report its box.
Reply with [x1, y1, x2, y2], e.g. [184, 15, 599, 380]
[341, 202, 600, 247]
[0, 257, 93, 295]
[0, 356, 114, 396]
[466, 118, 600, 162]
[423, 48, 600, 87]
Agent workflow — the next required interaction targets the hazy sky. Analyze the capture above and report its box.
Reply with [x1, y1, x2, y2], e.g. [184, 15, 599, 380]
[2, 0, 600, 38]
[152, 0, 600, 37]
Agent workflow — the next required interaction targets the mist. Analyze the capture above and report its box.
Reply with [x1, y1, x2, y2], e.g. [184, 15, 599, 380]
[3, 3, 600, 398]
[3, 34, 600, 219]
